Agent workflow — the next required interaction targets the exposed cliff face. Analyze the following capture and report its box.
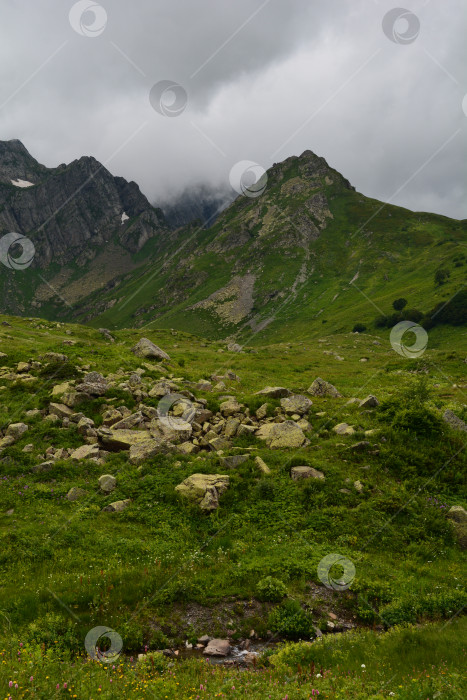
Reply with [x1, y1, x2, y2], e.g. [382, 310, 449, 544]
[0, 139, 50, 184]
[0, 141, 169, 268]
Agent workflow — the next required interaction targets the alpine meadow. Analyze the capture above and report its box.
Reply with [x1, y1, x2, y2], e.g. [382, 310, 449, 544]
[0, 2, 466, 699]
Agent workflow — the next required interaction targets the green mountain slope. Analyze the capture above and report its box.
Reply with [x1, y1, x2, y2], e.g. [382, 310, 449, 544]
[55, 150, 466, 341]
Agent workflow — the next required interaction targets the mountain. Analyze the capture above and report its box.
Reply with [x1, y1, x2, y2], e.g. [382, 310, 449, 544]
[1, 141, 465, 340]
[160, 185, 234, 229]
[0, 139, 169, 315]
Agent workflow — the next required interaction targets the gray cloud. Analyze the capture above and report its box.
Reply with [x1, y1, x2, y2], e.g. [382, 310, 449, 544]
[0, 0, 465, 218]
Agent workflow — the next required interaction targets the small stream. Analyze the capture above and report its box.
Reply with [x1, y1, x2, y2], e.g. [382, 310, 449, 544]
[175, 641, 278, 665]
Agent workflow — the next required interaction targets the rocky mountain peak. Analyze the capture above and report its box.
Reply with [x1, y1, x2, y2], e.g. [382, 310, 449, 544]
[0, 138, 49, 184]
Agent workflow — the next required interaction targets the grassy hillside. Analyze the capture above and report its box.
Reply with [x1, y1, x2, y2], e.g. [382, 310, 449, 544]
[42, 150, 467, 344]
[0, 313, 465, 698]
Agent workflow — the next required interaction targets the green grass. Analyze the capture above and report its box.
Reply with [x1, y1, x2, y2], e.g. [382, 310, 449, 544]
[0, 313, 465, 698]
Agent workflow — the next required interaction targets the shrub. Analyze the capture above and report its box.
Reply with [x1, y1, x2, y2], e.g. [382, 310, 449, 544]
[392, 298, 407, 311]
[391, 406, 444, 439]
[352, 323, 366, 333]
[434, 268, 450, 286]
[256, 576, 287, 602]
[268, 600, 314, 639]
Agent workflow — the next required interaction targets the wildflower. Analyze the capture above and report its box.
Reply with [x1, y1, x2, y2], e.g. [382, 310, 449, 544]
[9, 681, 13, 687]
[361, 664, 366, 668]
[29, 677, 33, 682]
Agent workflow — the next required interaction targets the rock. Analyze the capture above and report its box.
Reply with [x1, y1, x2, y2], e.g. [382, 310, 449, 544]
[102, 408, 123, 426]
[333, 423, 355, 436]
[224, 418, 240, 438]
[291, 466, 325, 481]
[177, 441, 199, 455]
[209, 436, 231, 451]
[199, 486, 220, 511]
[443, 410, 467, 432]
[129, 438, 175, 464]
[77, 416, 95, 434]
[220, 454, 249, 468]
[70, 444, 100, 461]
[44, 414, 59, 424]
[354, 480, 364, 493]
[112, 412, 144, 431]
[257, 420, 306, 449]
[66, 487, 87, 501]
[220, 399, 244, 416]
[280, 394, 313, 415]
[25, 409, 40, 418]
[255, 456, 271, 474]
[446, 506, 467, 549]
[98, 474, 117, 493]
[447, 506, 467, 523]
[255, 403, 269, 420]
[77, 372, 108, 397]
[61, 391, 88, 408]
[102, 499, 131, 513]
[255, 386, 292, 399]
[31, 460, 54, 473]
[203, 639, 231, 657]
[359, 395, 379, 408]
[154, 418, 193, 444]
[6, 423, 28, 440]
[348, 441, 371, 451]
[16, 362, 30, 373]
[308, 377, 342, 398]
[197, 635, 211, 646]
[132, 338, 170, 361]
[49, 402, 74, 419]
[97, 428, 153, 451]
[175, 473, 229, 510]
[22, 444, 34, 453]
[148, 380, 177, 398]
[99, 328, 115, 342]
[236, 424, 256, 437]
[51, 381, 73, 397]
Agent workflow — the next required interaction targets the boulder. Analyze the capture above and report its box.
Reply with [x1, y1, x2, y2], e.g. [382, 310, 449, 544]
[224, 418, 240, 438]
[51, 381, 73, 397]
[354, 480, 364, 493]
[220, 454, 249, 469]
[111, 412, 145, 431]
[102, 408, 123, 426]
[70, 444, 100, 461]
[446, 506, 467, 549]
[359, 395, 379, 409]
[447, 506, 467, 523]
[77, 372, 108, 396]
[203, 639, 231, 657]
[220, 399, 244, 416]
[97, 428, 153, 451]
[255, 386, 292, 399]
[66, 487, 87, 501]
[291, 466, 325, 481]
[257, 420, 306, 449]
[255, 456, 271, 474]
[307, 377, 342, 398]
[49, 402, 74, 419]
[255, 403, 269, 420]
[102, 499, 131, 513]
[6, 423, 28, 440]
[280, 394, 313, 415]
[129, 438, 175, 464]
[98, 474, 117, 493]
[175, 473, 229, 511]
[132, 338, 170, 361]
[443, 410, 467, 432]
[333, 423, 355, 436]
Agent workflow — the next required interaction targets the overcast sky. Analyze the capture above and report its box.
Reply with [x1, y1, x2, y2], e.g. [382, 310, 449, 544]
[0, 0, 465, 218]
